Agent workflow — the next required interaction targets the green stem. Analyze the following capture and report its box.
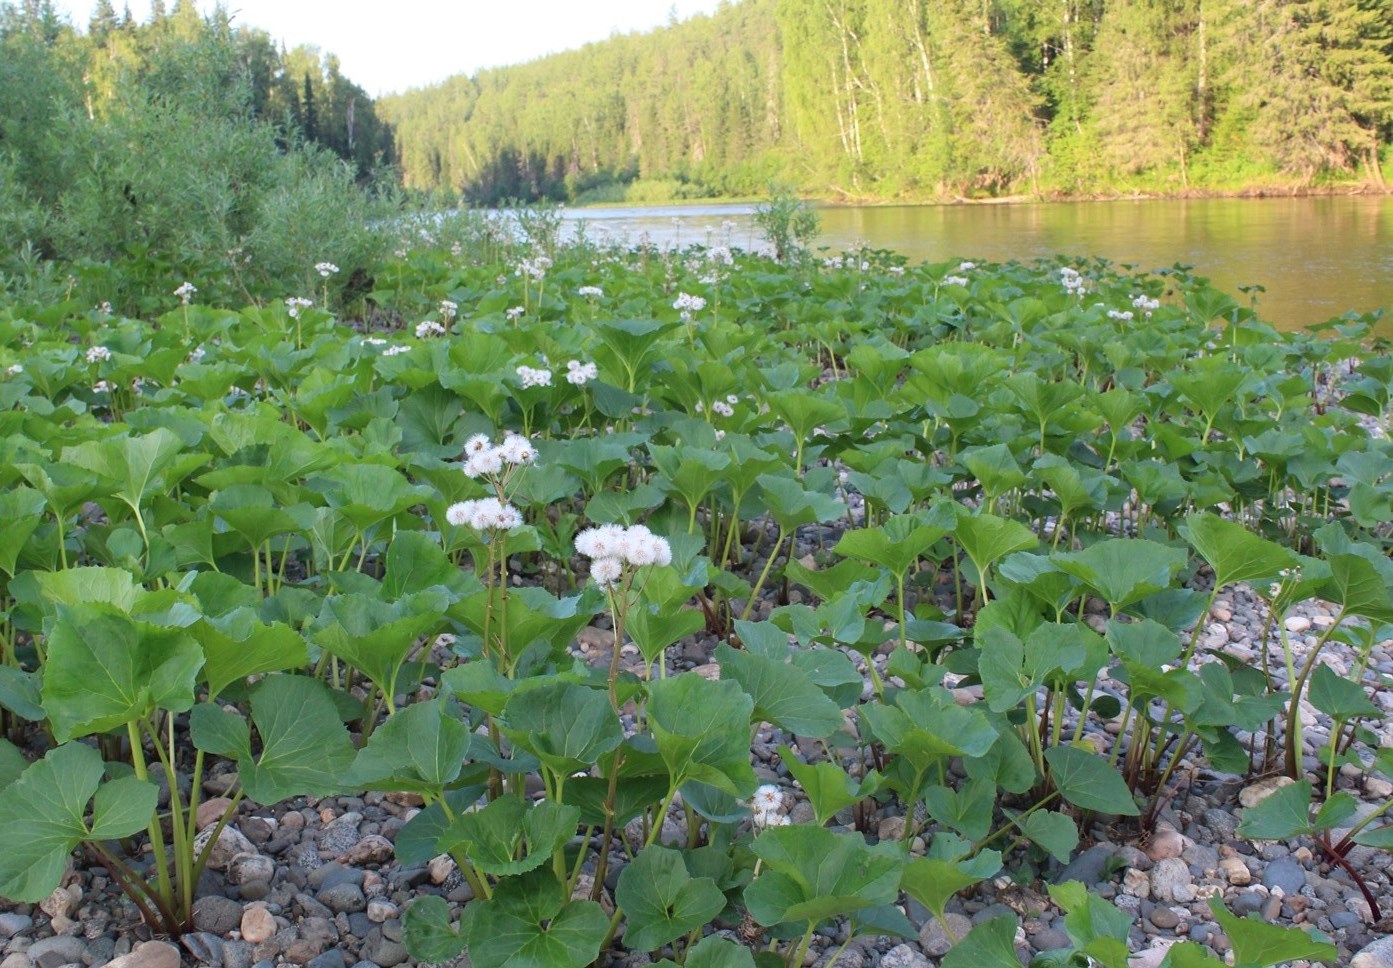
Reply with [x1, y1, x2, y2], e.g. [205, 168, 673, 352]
[127, 720, 175, 913]
[741, 527, 787, 623]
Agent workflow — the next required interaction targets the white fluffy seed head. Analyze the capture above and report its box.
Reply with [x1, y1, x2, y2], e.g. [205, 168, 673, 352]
[590, 556, 623, 590]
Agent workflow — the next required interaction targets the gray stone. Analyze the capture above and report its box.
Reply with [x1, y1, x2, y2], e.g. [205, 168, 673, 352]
[879, 944, 930, 968]
[192, 895, 244, 935]
[306, 951, 346, 968]
[317, 813, 363, 855]
[27, 936, 87, 968]
[1150, 907, 1181, 930]
[1055, 844, 1118, 886]
[1030, 927, 1071, 952]
[227, 853, 276, 886]
[0, 914, 33, 939]
[360, 928, 408, 967]
[918, 913, 971, 957]
[1353, 936, 1393, 967]
[106, 941, 181, 968]
[1149, 858, 1192, 903]
[221, 940, 255, 968]
[1261, 858, 1306, 896]
[181, 933, 223, 965]
[317, 883, 366, 914]
[307, 863, 362, 892]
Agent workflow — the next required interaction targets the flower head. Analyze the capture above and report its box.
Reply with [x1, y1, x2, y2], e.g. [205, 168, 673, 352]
[86, 345, 112, 364]
[516, 365, 552, 389]
[590, 556, 623, 590]
[578, 285, 604, 299]
[439, 299, 459, 321]
[315, 262, 339, 277]
[286, 296, 313, 318]
[673, 292, 706, 315]
[445, 497, 522, 531]
[174, 281, 197, 305]
[415, 320, 447, 339]
[566, 360, 599, 386]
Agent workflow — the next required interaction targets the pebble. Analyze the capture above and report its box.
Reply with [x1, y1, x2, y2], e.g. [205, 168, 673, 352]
[181, 932, 224, 965]
[366, 899, 398, 924]
[193, 826, 259, 871]
[318, 883, 366, 914]
[196, 797, 234, 830]
[192, 895, 243, 935]
[106, 941, 181, 968]
[1285, 615, 1313, 633]
[879, 944, 930, 968]
[26, 936, 86, 968]
[0, 914, 33, 939]
[1353, 936, 1393, 967]
[317, 813, 363, 856]
[1239, 775, 1296, 809]
[1262, 858, 1307, 895]
[240, 903, 277, 945]
[428, 855, 456, 885]
[1149, 858, 1192, 903]
[227, 852, 276, 886]
[338, 835, 394, 866]
[918, 914, 971, 957]
[1219, 856, 1252, 886]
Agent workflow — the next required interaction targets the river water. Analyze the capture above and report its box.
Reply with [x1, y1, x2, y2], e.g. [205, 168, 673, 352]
[559, 195, 1393, 331]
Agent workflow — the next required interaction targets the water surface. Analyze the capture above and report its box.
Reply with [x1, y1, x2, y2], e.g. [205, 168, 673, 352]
[560, 196, 1393, 330]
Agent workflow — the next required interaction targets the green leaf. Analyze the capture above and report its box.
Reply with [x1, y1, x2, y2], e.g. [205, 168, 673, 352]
[42, 603, 203, 742]
[654, 935, 756, 968]
[1206, 895, 1337, 967]
[1307, 665, 1379, 721]
[900, 852, 1001, 924]
[649, 675, 756, 796]
[0, 743, 157, 901]
[1159, 942, 1226, 967]
[1182, 513, 1297, 592]
[715, 644, 844, 739]
[940, 916, 1023, 968]
[744, 825, 903, 927]
[1044, 746, 1139, 816]
[191, 675, 355, 804]
[347, 698, 471, 794]
[1236, 781, 1313, 841]
[1055, 539, 1187, 611]
[1020, 810, 1079, 864]
[465, 869, 608, 968]
[627, 607, 706, 665]
[441, 797, 579, 877]
[312, 589, 449, 699]
[0, 486, 46, 578]
[402, 895, 467, 963]
[193, 610, 307, 701]
[0, 667, 44, 722]
[500, 681, 623, 776]
[778, 745, 875, 827]
[0, 740, 29, 793]
[954, 512, 1038, 578]
[616, 846, 726, 952]
[1048, 880, 1132, 968]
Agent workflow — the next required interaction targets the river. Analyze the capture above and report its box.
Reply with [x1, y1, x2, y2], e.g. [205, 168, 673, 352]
[559, 195, 1393, 331]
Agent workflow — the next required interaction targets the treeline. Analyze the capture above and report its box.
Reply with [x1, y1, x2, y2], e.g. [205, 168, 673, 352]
[379, 0, 1393, 203]
[0, 0, 398, 307]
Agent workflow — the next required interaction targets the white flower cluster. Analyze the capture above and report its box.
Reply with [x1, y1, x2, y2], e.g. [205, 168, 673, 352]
[673, 292, 706, 317]
[506, 306, 525, 322]
[823, 256, 845, 270]
[463, 432, 538, 479]
[578, 285, 604, 298]
[958, 261, 977, 272]
[187, 346, 206, 364]
[439, 299, 459, 322]
[415, 320, 447, 339]
[516, 365, 552, 388]
[93, 379, 113, 394]
[1107, 309, 1134, 322]
[86, 345, 112, 364]
[174, 281, 197, 304]
[566, 360, 599, 386]
[707, 246, 734, 266]
[1060, 267, 1087, 295]
[445, 497, 523, 531]
[515, 256, 552, 281]
[383, 344, 411, 357]
[942, 275, 970, 287]
[5, 364, 23, 377]
[749, 784, 789, 829]
[1132, 294, 1161, 314]
[575, 524, 673, 590]
[99, 301, 114, 315]
[315, 262, 339, 277]
[887, 265, 905, 276]
[696, 394, 739, 418]
[286, 296, 313, 318]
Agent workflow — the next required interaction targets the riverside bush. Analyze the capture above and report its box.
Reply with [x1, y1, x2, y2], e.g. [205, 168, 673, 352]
[0, 235, 1383, 965]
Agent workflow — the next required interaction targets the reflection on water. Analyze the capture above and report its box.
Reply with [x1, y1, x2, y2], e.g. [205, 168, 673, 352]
[558, 196, 1393, 330]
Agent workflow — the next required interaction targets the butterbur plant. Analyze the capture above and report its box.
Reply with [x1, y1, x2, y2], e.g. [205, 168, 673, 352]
[575, 522, 673, 707]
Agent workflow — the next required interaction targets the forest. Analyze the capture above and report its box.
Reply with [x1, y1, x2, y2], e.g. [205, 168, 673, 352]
[378, 0, 1393, 204]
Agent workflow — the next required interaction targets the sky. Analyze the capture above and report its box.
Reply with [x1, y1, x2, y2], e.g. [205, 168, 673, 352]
[54, 0, 726, 96]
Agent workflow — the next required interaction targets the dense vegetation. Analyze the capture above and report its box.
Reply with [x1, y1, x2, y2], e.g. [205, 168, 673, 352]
[0, 0, 397, 312]
[0, 204, 1390, 964]
[379, 0, 1393, 204]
